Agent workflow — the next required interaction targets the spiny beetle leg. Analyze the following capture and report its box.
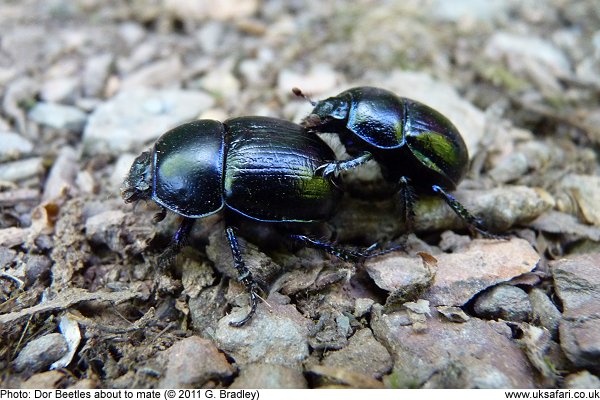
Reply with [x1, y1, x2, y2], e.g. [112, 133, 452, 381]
[432, 185, 504, 239]
[226, 226, 259, 327]
[290, 234, 404, 261]
[398, 176, 417, 232]
[157, 217, 195, 269]
[315, 152, 374, 179]
[152, 217, 195, 299]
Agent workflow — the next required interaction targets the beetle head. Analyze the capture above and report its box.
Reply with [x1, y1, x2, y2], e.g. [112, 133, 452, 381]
[121, 150, 153, 203]
[303, 96, 349, 129]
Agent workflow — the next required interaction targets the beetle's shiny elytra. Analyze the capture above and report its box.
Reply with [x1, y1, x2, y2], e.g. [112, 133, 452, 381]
[299, 86, 491, 235]
[128, 117, 341, 221]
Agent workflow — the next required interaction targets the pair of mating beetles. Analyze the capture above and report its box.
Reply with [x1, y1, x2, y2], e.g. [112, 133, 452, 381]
[121, 86, 489, 327]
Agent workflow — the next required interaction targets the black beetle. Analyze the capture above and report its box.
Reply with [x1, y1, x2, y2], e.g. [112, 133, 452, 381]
[294, 86, 490, 235]
[122, 116, 385, 327]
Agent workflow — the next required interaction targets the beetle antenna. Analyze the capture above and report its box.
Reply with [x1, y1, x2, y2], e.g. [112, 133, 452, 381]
[292, 87, 317, 106]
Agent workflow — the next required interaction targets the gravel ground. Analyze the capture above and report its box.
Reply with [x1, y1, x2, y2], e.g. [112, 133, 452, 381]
[1, 0, 600, 389]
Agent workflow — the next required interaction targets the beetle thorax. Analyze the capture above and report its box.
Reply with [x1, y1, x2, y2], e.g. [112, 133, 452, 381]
[121, 150, 153, 203]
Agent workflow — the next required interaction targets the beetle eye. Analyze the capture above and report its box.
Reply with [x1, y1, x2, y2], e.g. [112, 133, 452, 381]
[331, 102, 348, 120]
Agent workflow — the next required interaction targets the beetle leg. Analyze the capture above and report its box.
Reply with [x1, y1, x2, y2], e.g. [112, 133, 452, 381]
[397, 176, 417, 232]
[290, 234, 404, 261]
[157, 217, 195, 269]
[315, 152, 373, 179]
[225, 226, 259, 327]
[432, 185, 502, 239]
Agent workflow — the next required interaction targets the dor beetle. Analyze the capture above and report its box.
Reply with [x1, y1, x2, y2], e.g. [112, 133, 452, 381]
[122, 116, 385, 327]
[295, 86, 490, 235]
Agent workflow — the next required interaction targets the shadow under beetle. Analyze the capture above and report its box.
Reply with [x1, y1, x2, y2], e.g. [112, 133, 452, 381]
[295, 86, 492, 236]
[122, 116, 392, 327]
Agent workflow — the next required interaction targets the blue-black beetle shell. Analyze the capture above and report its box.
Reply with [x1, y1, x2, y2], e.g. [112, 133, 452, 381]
[147, 116, 340, 222]
[306, 86, 469, 190]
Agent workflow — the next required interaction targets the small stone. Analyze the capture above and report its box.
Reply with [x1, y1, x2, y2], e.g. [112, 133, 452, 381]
[25, 254, 52, 284]
[206, 228, 282, 290]
[13, 333, 68, 373]
[436, 306, 470, 323]
[83, 53, 113, 97]
[423, 238, 539, 307]
[365, 253, 435, 306]
[118, 22, 146, 47]
[309, 310, 352, 351]
[431, 0, 511, 22]
[519, 325, 559, 385]
[528, 288, 562, 338]
[214, 296, 310, 367]
[277, 64, 339, 97]
[488, 153, 530, 184]
[195, 21, 226, 54]
[188, 285, 229, 334]
[0, 227, 29, 248]
[372, 312, 536, 388]
[557, 174, 600, 226]
[0, 157, 43, 182]
[21, 371, 66, 389]
[230, 364, 307, 389]
[85, 210, 127, 252]
[158, 336, 234, 388]
[40, 78, 79, 103]
[552, 254, 600, 372]
[354, 298, 375, 318]
[67, 379, 97, 389]
[164, 0, 258, 21]
[531, 211, 600, 242]
[415, 186, 554, 233]
[83, 88, 214, 155]
[485, 32, 571, 77]
[198, 67, 240, 99]
[473, 285, 533, 322]
[120, 57, 183, 90]
[75, 170, 96, 194]
[564, 370, 600, 389]
[404, 299, 431, 315]
[42, 146, 78, 202]
[28, 102, 87, 131]
[0, 247, 17, 268]
[321, 328, 393, 379]
[0, 131, 34, 162]
[207, 0, 258, 20]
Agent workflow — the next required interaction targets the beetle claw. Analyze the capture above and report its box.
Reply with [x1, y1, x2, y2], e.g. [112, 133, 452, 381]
[315, 162, 340, 179]
[228, 289, 259, 327]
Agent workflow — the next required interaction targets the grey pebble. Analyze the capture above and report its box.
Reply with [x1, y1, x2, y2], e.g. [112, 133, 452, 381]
[13, 333, 68, 373]
[158, 336, 234, 388]
[0, 131, 34, 161]
[528, 288, 562, 338]
[83, 88, 214, 155]
[473, 285, 533, 322]
[25, 254, 52, 284]
[564, 370, 600, 389]
[552, 254, 600, 372]
[0, 157, 43, 182]
[28, 102, 87, 132]
[230, 363, 307, 389]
